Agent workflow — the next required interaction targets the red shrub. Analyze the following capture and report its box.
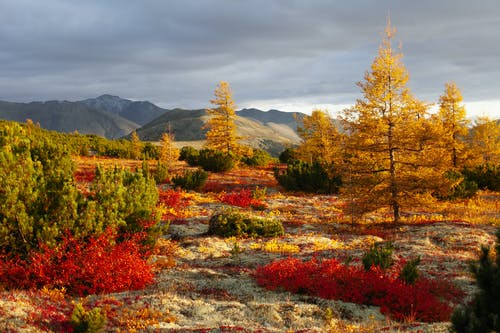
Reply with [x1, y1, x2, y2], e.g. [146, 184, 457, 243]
[220, 189, 266, 209]
[0, 229, 154, 296]
[74, 169, 95, 183]
[158, 188, 187, 208]
[254, 257, 461, 322]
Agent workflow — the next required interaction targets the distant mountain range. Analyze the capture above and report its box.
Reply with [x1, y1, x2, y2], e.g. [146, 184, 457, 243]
[0, 95, 304, 154]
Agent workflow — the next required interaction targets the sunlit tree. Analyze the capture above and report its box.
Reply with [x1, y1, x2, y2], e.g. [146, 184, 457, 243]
[437, 82, 469, 168]
[469, 116, 500, 165]
[342, 21, 447, 223]
[295, 109, 343, 166]
[205, 81, 240, 154]
[130, 130, 142, 160]
[159, 128, 180, 168]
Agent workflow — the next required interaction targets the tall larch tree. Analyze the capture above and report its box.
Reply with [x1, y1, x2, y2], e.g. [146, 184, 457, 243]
[205, 81, 239, 154]
[437, 82, 469, 169]
[342, 21, 447, 223]
[296, 109, 343, 166]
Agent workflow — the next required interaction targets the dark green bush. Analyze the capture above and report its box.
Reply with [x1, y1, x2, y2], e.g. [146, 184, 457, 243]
[399, 257, 421, 285]
[172, 168, 208, 191]
[179, 146, 200, 166]
[242, 149, 274, 167]
[278, 148, 297, 164]
[362, 242, 394, 271]
[274, 160, 341, 194]
[441, 170, 479, 200]
[451, 228, 500, 333]
[463, 164, 500, 192]
[208, 209, 284, 238]
[197, 149, 234, 172]
[154, 160, 169, 184]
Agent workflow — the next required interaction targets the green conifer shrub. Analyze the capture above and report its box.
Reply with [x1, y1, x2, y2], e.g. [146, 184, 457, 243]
[274, 160, 342, 194]
[197, 148, 234, 172]
[71, 303, 107, 333]
[362, 242, 395, 271]
[241, 149, 274, 167]
[172, 169, 208, 191]
[451, 228, 500, 333]
[208, 209, 284, 238]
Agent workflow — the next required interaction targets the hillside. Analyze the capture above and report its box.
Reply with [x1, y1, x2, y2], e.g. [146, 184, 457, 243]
[136, 108, 303, 155]
[0, 100, 138, 139]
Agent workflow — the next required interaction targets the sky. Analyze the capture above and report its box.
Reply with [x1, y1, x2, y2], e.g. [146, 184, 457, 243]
[1, 0, 499, 118]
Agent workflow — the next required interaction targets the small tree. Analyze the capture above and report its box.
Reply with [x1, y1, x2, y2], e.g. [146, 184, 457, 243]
[205, 81, 240, 154]
[130, 131, 142, 160]
[295, 109, 343, 166]
[159, 131, 180, 169]
[469, 116, 500, 166]
[437, 82, 469, 169]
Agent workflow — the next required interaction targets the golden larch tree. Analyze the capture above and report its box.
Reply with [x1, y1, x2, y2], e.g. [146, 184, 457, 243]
[296, 109, 343, 166]
[130, 130, 142, 160]
[342, 21, 447, 223]
[205, 81, 240, 154]
[437, 82, 469, 168]
[469, 116, 500, 165]
[159, 129, 180, 168]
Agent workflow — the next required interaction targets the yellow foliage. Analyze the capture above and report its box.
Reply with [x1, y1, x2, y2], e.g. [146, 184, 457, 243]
[342, 21, 448, 223]
[205, 81, 241, 154]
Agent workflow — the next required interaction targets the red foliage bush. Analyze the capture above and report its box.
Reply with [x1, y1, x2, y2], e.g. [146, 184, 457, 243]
[220, 189, 266, 209]
[158, 188, 187, 208]
[0, 228, 154, 296]
[254, 257, 462, 322]
[74, 169, 95, 183]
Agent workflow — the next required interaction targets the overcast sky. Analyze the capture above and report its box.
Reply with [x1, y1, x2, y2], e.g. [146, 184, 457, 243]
[1, 0, 499, 118]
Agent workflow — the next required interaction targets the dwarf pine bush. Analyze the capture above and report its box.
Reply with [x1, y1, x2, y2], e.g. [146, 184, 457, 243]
[172, 168, 208, 191]
[274, 160, 341, 194]
[208, 209, 284, 238]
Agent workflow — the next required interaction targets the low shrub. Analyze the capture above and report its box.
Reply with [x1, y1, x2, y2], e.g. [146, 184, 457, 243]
[255, 257, 462, 322]
[179, 146, 199, 166]
[278, 148, 297, 164]
[241, 149, 274, 167]
[399, 257, 421, 285]
[362, 242, 395, 271]
[274, 160, 341, 194]
[208, 209, 284, 238]
[442, 170, 478, 200]
[0, 227, 154, 296]
[71, 303, 107, 333]
[451, 228, 500, 333]
[172, 169, 208, 191]
[462, 163, 500, 192]
[220, 189, 266, 209]
[197, 149, 234, 172]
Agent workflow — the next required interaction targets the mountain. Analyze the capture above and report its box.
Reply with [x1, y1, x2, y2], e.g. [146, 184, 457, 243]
[0, 100, 138, 138]
[136, 108, 303, 156]
[81, 94, 167, 125]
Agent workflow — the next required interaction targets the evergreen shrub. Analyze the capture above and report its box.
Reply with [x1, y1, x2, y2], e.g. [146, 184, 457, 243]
[172, 168, 208, 191]
[197, 149, 234, 172]
[362, 242, 395, 271]
[451, 228, 500, 333]
[274, 160, 341, 194]
[208, 209, 284, 238]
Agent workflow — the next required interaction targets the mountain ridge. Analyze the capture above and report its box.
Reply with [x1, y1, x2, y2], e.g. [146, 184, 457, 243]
[0, 95, 304, 154]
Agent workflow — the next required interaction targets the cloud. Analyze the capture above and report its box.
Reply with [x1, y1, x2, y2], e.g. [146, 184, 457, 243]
[0, 0, 499, 117]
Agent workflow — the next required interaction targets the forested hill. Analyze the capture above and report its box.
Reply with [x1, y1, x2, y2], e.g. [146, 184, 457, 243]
[0, 96, 305, 154]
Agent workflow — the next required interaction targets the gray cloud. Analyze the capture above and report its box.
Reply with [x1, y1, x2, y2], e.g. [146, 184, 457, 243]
[0, 0, 499, 117]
